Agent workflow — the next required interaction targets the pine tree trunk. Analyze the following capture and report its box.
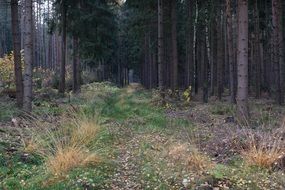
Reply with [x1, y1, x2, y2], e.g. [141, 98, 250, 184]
[277, 0, 284, 104]
[237, 0, 249, 121]
[11, 0, 24, 108]
[210, 15, 217, 96]
[217, 10, 224, 100]
[59, 2, 66, 94]
[23, 0, 33, 112]
[193, 0, 198, 94]
[20, 2, 25, 50]
[254, 0, 261, 98]
[185, 0, 194, 88]
[72, 36, 80, 93]
[226, 0, 235, 103]
[272, 0, 283, 104]
[204, 9, 211, 103]
[158, 0, 164, 91]
[170, 0, 178, 90]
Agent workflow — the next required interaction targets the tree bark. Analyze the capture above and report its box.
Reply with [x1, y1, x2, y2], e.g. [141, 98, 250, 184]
[11, 0, 24, 108]
[217, 9, 224, 100]
[272, 0, 284, 104]
[158, 0, 164, 91]
[193, 0, 198, 94]
[72, 36, 80, 93]
[237, 0, 249, 121]
[226, 0, 235, 103]
[170, 0, 178, 90]
[185, 0, 194, 88]
[23, 0, 33, 112]
[253, 0, 261, 98]
[204, 9, 211, 103]
[59, 1, 67, 94]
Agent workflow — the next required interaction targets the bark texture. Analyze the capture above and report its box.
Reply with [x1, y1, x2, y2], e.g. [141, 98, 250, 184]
[11, 0, 24, 107]
[23, 0, 33, 112]
[237, 0, 249, 121]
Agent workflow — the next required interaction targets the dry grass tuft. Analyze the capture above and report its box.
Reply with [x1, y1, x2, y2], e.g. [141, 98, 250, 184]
[241, 132, 284, 169]
[46, 145, 100, 175]
[241, 127, 285, 169]
[187, 148, 214, 171]
[71, 119, 100, 147]
[168, 143, 214, 172]
[168, 143, 188, 161]
[242, 144, 283, 169]
[27, 115, 101, 176]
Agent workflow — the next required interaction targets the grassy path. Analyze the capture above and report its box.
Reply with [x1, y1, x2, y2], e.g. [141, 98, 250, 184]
[1, 83, 285, 189]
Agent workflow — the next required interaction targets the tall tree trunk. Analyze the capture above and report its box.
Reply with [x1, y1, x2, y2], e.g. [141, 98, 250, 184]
[158, 0, 164, 91]
[217, 9, 224, 100]
[20, 2, 25, 50]
[72, 36, 80, 93]
[210, 14, 217, 96]
[254, 0, 261, 98]
[237, 0, 249, 121]
[23, 0, 33, 112]
[185, 0, 194, 88]
[277, 0, 284, 105]
[170, 0, 178, 90]
[59, 1, 66, 94]
[272, 0, 284, 104]
[193, 0, 198, 94]
[204, 9, 211, 103]
[226, 0, 235, 103]
[11, 0, 24, 108]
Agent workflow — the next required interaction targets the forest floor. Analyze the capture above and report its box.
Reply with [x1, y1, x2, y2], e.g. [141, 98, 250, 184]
[1, 83, 285, 189]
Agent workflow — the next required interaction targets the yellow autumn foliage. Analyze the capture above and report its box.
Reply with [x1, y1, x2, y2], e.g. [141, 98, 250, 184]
[0, 51, 24, 88]
[183, 86, 192, 102]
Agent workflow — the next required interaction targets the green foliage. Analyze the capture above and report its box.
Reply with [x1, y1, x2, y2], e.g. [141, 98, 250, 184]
[33, 67, 55, 90]
[51, 0, 118, 62]
[0, 100, 19, 121]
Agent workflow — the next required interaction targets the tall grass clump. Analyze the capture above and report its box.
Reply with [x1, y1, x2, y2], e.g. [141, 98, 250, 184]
[168, 143, 214, 173]
[26, 114, 101, 176]
[241, 127, 285, 169]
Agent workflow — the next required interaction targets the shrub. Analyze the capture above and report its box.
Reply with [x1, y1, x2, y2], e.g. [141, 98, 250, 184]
[0, 51, 24, 89]
[33, 67, 55, 89]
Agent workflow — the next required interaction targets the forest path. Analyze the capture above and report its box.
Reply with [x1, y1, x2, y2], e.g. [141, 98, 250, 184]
[104, 84, 242, 189]
[108, 84, 144, 189]
[110, 135, 142, 189]
[1, 83, 284, 189]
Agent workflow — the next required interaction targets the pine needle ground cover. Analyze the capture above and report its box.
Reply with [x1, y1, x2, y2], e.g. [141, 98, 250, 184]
[1, 82, 285, 189]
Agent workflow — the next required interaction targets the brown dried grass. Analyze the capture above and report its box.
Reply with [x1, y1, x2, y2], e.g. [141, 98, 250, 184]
[28, 115, 101, 175]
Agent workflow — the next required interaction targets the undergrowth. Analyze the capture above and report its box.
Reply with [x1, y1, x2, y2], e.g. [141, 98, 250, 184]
[1, 82, 285, 189]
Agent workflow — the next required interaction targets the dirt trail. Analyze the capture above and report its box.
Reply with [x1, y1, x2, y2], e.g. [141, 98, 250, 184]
[110, 142, 142, 190]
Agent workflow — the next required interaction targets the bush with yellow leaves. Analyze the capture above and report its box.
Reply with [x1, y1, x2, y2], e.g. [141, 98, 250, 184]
[183, 86, 192, 103]
[0, 51, 24, 89]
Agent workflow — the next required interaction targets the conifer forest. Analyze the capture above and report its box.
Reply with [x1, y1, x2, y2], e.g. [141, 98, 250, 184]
[1, 0, 285, 189]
